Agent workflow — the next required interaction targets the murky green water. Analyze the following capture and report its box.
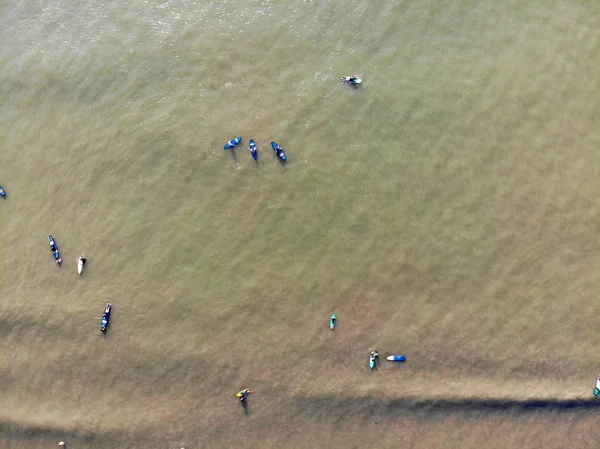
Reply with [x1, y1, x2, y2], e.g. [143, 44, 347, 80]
[1, 1, 600, 447]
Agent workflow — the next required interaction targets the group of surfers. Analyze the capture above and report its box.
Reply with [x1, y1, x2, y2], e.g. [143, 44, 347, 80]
[46, 231, 600, 403]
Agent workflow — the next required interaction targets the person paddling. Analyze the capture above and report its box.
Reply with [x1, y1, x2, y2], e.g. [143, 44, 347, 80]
[237, 388, 252, 402]
[48, 236, 62, 264]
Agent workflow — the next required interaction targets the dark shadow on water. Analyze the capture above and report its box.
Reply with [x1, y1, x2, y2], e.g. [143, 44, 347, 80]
[385, 397, 600, 416]
[241, 398, 249, 415]
[228, 148, 237, 162]
[0, 420, 112, 447]
[341, 81, 361, 89]
[293, 395, 600, 420]
[275, 155, 286, 168]
[0, 419, 147, 448]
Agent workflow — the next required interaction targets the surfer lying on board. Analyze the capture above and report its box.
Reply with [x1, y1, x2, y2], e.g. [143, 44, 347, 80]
[237, 389, 252, 402]
[51, 247, 62, 264]
[595, 375, 600, 397]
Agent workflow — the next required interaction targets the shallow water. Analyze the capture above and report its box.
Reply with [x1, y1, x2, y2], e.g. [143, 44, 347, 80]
[1, 1, 600, 447]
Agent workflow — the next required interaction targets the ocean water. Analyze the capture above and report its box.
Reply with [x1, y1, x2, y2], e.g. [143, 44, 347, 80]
[1, 1, 600, 448]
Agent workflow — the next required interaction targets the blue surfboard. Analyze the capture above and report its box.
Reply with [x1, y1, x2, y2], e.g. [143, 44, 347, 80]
[101, 303, 111, 332]
[271, 141, 287, 161]
[0, 186, 5, 197]
[224, 137, 242, 149]
[249, 139, 257, 159]
[369, 356, 376, 369]
[48, 235, 62, 264]
[329, 314, 336, 330]
[386, 355, 406, 362]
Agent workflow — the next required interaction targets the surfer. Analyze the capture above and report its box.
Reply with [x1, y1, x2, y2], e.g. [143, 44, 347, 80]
[101, 303, 111, 332]
[369, 352, 377, 369]
[595, 375, 600, 397]
[77, 256, 86, 275]
[370, 350, 379, 366]
[237, 388, 252, 402]
[48, 236, 62, 264]
[341, 76, 361, 86]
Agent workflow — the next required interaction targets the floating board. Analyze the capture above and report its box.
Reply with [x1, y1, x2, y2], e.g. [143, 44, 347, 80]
[0, 186, 5, 197]
[329, 314, 336, 330]
[224, 136, 242, 149]
[369, 357, 375, 369]
[271, 141, 287, 161]
[249, 139, 257, 159]
[77, 257, 84, 275]
[386, 355, 406, 362]
[101, 303, 111, 331]
[48, 235, 62, 264]
[342, 76, 362, 85]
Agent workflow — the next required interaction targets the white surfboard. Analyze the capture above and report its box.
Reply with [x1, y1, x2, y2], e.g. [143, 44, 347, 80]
[77, 257, 84, 275]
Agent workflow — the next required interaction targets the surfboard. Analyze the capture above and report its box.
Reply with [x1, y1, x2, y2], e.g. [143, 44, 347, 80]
[249, 139, 257, 159]
[271, 141, 287, 161]
[77, 257, 84, 275]
[329, 314, 336, 330]
[342, 76, 362, 85]
[386, 355, 406, 362]
[224, 137, 242, 149]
